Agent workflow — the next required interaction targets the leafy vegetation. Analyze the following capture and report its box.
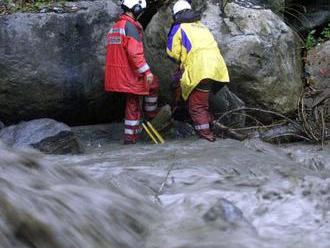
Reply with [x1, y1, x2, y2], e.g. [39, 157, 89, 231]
[0, 0, 69, 14]
[305, 30, 317, 50]
[305, 23, 330, 50]
[320, 23, 330, 40]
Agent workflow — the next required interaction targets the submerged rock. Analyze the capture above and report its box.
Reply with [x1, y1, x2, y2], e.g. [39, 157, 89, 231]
[203, 198, 253, 229]
[146, 194, 257, 248]
[0, 118, 82, 154]
[260, 123, 304, 144]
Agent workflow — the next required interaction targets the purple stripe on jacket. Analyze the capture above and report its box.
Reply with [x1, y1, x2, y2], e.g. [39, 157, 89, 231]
[167, 24, 180, 51]
[181, 28, 192, 52]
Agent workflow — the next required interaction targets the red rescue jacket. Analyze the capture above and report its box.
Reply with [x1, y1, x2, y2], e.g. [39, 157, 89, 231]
[105, 14, 151, 95]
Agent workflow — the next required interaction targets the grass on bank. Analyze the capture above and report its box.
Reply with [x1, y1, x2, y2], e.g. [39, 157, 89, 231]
[0, 0, 71, 14]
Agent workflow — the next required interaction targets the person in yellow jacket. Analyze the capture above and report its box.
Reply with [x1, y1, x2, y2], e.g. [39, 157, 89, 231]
[167, 0, 230, 142]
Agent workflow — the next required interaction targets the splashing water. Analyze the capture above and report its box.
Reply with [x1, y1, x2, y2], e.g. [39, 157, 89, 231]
[1, 137, 330, 248]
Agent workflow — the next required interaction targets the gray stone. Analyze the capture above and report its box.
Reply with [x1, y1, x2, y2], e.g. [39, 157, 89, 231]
[203, 198, 254, 231]
[0, 118, 82, 154]
[210, 86, 246, 127]
[260, 123, 303, 144]
[0, 1, 122, 124]
[306, 41, 330, 90]
[145, 1, 303, 116]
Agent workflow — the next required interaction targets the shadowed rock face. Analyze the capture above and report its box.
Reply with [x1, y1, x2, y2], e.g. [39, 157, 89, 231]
[0, 1, 124, 125]
[0, 120, 4, 130]
[285, 0, 330, 33]
[145, 1, 303, 116]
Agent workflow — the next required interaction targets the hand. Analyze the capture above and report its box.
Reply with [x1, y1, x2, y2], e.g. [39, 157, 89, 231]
[146, 73, 154, 85]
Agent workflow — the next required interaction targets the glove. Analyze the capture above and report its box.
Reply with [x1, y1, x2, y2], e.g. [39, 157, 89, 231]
[145, 72, 154, 85]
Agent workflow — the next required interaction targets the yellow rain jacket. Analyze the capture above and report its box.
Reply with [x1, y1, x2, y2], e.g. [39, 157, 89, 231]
[167, 12, 229, 100]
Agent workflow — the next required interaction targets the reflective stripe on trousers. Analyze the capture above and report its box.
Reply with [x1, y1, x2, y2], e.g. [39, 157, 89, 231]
[124, 119, 140, 135]
[125, 94, 141, 142]
[195, 123, 210, 130]
[144, 96, 158, 112]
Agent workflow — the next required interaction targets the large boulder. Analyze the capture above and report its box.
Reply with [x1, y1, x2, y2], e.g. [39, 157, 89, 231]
[0, 118, 82, 154]
[306, 40, 330, 90]
[145, 1, 303, 115]
[0, 1, 124, 125]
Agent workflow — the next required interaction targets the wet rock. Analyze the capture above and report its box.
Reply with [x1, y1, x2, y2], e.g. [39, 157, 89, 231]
[212, 121, 248, 141]
[203, 198, 252, 229]
[260, 123, 303, 144]
[0, 118, 82, 154]
[306, 41, 330, 90]
[145, 1, 303, 116]
[0, 0, 123, 125]
[210, 86, 246, 127]
[147, 194, 257, 247]
[173, 121, 195, 139]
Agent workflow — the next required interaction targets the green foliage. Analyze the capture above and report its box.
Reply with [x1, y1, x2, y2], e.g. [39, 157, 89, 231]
[320, 23, 330, 40]
[1, 0, 45, 13]
[0, 0, 73, 14]
[305, 23, 330, 50]
[305, 30, 316, 50]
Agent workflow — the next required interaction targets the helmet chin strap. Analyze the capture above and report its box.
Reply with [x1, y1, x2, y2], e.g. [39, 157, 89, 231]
[135, 11, 144, 20]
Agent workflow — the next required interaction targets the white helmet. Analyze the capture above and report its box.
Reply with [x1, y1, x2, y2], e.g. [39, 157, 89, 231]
[173, 0, 192, 16]
[121, 0, 147, 10]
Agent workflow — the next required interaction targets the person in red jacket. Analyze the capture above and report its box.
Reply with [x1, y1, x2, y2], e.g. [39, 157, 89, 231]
[105, 0, 159, 144]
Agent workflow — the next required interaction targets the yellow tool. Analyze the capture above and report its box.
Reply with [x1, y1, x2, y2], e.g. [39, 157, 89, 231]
[139, 96, 165, 144]
[142, 121, 165, 144]
[147, 121, 165, 144]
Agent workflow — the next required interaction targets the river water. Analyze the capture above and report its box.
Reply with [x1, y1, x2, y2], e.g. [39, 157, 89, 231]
[1, 133, 330, 248]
